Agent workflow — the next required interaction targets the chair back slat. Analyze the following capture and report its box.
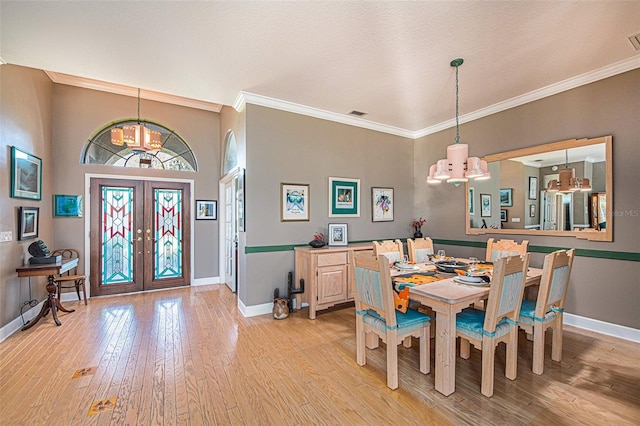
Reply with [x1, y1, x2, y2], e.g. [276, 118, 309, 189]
[353, 251, 396, 327]
[497, 271, 525, 317]
[535, 249, 575, 318]
[483, 253, 530, 333]
[354, 267, 385, 313]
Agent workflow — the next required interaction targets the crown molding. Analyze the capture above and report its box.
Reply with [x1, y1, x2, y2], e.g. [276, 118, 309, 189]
[44, 71, 223, 113]
[235, 91, 415, 138]
[415, 55, 640, 139]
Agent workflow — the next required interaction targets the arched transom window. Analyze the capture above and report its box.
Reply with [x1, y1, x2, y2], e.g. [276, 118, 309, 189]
[82, 119, 197, 171]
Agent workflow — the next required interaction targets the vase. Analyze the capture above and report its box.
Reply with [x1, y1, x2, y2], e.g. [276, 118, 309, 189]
[413, 231, 423, 239]
[309, 240, 326, 248]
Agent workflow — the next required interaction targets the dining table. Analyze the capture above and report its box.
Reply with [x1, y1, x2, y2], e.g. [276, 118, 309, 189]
[390, 259, 542, 396]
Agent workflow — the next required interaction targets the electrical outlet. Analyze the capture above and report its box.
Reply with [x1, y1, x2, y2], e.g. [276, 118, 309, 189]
[0, 231, 13, 242]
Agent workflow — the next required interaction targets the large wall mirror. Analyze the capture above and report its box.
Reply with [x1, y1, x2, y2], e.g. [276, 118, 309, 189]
[466, 135, 612, 242]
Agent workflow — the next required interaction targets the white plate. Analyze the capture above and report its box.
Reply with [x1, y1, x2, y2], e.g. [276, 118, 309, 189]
[394, 264, 419, 271]
[454, 276, 487, 285]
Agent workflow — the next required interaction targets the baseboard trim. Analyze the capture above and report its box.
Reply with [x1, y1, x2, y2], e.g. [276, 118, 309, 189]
[0, 301, 45, 343]
[192, 276, 220, 286]
[564, 313, 639, 343]
[238, 299, 273, 318]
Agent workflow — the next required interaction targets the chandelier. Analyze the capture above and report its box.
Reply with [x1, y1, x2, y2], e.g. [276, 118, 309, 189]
[546, 150, 591, 193]
[427, 58, 490, 185]
[111, 89, 162, 151]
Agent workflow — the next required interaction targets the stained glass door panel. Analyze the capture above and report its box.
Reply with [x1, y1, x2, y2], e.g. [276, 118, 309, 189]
[91, 178, 191, 296]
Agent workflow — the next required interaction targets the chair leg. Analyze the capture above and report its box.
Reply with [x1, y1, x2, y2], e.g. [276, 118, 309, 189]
[505, 326, 518, 380]
[79, 278, 87, 305]
[402, 336, 412, 348]
[386, 330, 398, 390]
[551, 316, 563, 362]
[419, 326, 430, 374]
[355, 317, 366, 367]
[365, 332, 379, 349]
[460, 338, 471, 359]
[532, 321, 545, 375]
[481, 337, 495, 397]
[75, 281, 82, 301]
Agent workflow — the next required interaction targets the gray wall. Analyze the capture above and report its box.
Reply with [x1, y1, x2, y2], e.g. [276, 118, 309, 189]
[415, 69, 640, 328]
[0, 65, 54, 326]
[242, 104, 414, 306]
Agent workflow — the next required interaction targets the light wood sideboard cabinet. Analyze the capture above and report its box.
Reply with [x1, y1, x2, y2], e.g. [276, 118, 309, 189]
[294, 243, 373, 319]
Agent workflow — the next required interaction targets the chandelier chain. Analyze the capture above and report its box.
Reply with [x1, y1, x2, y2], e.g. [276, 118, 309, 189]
[455, 63, 460, 144]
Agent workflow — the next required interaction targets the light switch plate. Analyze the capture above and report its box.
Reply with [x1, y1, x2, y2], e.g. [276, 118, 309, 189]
[0, 231, 13, 242]
[511, 218, 521, 223]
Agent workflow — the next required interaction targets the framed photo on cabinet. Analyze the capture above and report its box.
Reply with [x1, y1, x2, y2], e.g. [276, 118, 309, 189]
[328, 223, 348, 246]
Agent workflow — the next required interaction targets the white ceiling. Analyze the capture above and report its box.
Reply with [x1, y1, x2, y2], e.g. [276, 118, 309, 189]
[1, 1, 639, 137]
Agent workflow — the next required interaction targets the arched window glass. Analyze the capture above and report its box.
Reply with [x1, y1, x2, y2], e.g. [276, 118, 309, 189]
[223, 131, 238, 174]
[82, 120, 197, 171]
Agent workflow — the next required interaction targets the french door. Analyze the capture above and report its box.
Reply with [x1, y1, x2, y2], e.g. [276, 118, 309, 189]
[90, 178, 191, 296]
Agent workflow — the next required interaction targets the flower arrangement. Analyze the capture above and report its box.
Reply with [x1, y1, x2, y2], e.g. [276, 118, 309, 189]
[411, 218, 425, 233]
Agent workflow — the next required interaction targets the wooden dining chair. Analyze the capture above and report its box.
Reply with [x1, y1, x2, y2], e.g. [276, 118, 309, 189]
[456, 253, 530, 397]
[352, 251, 431, 390]
[518, 249, 575, 375]
[485, 238, 529, 262]
[51, 248, 87, 305]
[372, 239, 404, 263]
[407, 237, 434, 263]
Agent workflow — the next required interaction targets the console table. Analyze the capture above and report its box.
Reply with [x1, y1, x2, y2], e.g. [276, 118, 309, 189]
[295, 243, 373, 319]
[16, 258, 78, 330]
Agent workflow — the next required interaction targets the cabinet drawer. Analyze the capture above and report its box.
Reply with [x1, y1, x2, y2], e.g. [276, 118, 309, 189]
[317, 252, 347, 267]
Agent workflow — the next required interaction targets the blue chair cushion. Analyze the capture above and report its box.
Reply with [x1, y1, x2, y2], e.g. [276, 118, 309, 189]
[518, 299, 557, 326]
[363, 308, 431, 335]
[456, 308, 512, 340]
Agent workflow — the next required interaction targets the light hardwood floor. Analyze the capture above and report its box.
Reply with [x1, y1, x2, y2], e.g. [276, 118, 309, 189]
[0, 284, 638, 425]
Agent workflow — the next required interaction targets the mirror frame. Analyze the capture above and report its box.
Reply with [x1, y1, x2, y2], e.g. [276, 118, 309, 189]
[466, 135, 612, 242]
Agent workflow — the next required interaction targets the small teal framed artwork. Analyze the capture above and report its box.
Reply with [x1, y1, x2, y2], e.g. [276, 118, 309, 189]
[53, 194, 83, 217]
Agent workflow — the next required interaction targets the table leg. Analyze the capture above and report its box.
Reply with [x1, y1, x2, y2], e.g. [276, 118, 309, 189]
[434, 309, 457, 396]
[21, 274, 74, 331]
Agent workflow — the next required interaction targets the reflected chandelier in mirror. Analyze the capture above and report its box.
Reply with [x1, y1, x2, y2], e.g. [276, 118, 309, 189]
[466, 136, 612, 242]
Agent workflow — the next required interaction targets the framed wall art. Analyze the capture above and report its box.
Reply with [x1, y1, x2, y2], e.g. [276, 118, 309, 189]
[11, 146, 42, 200]
[500, 209, 508, 222]
[500, 188, 513, 207]
[281, 183, 309, 221]
[371, 187, 393, 222]
[329, 177, 360, 217]
[53, 194, 83, 217]
[328, 223, 348, 246]
[196, 200, 217, 220]
[481, 194, 492, 217]
[529, 176, 538, 200]
[18, 206, 39, 241]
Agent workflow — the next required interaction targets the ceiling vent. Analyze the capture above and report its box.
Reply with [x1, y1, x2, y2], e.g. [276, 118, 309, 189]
[348, 110, 367, 117]
[629, 32, 640, 50]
